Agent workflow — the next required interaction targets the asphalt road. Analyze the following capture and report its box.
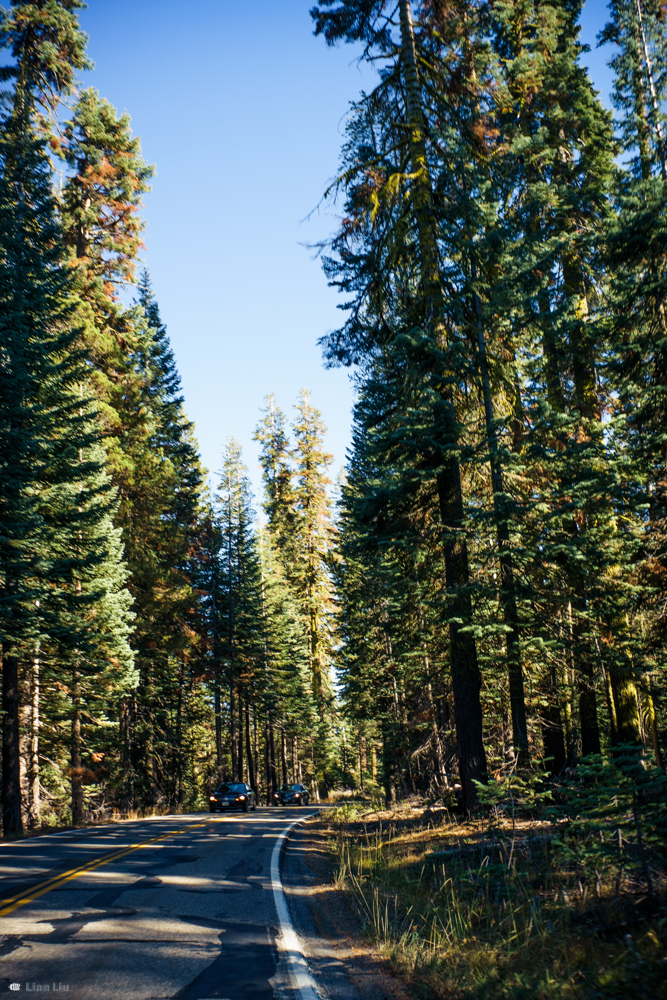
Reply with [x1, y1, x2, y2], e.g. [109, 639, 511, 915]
[0, 808, 319, 1000]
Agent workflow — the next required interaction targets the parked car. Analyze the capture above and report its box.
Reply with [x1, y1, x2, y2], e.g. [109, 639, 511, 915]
[209, 782, 257, 813]
[274, 783, 310, 806]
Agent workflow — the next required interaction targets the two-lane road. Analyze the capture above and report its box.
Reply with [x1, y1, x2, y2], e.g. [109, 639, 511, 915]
[0, 809, 318, 999]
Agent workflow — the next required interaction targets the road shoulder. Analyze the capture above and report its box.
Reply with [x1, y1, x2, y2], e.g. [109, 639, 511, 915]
[281, 817, 412, 1000]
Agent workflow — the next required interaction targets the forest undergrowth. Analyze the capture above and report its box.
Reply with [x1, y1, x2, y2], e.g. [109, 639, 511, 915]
[319, 763, 667, 1000]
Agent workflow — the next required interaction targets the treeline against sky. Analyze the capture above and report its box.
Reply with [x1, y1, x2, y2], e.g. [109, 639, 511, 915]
[310, 0, 667, 811]
[0, 0, 348, 835]
[2, 0, 667, 838]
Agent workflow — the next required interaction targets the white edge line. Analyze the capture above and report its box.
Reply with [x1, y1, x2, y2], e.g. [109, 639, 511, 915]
[271, 811, 321, 1000]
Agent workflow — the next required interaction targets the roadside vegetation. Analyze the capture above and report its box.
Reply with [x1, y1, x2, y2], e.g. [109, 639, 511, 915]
[319, 757, 667, 1000]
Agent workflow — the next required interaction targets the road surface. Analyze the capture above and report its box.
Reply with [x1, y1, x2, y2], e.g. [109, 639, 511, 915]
[0, 809, 319, 999]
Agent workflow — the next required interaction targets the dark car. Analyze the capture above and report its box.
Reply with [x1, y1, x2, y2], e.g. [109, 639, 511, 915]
[274, 783, 310, 806]
[209, 782, 257, 813]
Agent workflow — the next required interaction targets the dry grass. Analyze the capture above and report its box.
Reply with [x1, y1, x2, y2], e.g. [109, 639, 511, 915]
[316, 804, 667, 1000]
[2, 802, 192, 842]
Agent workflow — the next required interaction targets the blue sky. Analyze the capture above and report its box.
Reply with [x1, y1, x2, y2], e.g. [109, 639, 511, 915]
[77, 0, 613, 500]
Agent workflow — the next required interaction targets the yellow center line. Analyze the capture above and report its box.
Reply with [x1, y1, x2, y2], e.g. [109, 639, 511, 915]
[0, 818, 221, 919]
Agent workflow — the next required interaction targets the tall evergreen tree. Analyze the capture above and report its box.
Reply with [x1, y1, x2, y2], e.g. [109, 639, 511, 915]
[215, 439, 264, 785]
[0, 0, 135, 833]
[312, 0, 489, 806]
[290, 389, 336, 715]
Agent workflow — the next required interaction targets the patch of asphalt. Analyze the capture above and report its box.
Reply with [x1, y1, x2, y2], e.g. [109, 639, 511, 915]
[281, 819, 414, 1000]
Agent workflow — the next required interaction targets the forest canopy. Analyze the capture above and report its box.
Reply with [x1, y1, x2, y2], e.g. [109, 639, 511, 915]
[0, 0, 664, 851]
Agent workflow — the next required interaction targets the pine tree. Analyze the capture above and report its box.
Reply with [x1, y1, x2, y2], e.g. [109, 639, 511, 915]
[117, 277, 204, 809]
[61, 88, 154, 470]
[43, 427, 135, 825]
[290, 390, 336, 715]
[215, 439, 264, 785]
[61, 87, 203, 810]
[254, 394, 296, 566]
[257, 526, 315, 798]
[0, 0, 135, 832]
[62, 87, 154, 316]
[312, 0, 490, 808]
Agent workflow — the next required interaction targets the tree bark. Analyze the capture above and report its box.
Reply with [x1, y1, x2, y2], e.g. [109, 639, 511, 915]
[540, 663, 566, 775]
[645, 681, 664, 770]
[120, 695, 133, 812]
[381, 722, 397, 806]
[269, 721, 278, 801]
[30, 654, 40, 826]
[175, 659, 184, 806]
[71, 671, 83, 825]
[610, 662, 642, 745]
[281, 730, 288, 786]
[214, 670, 222, 769]
[19, 664, 30, 830]
[245, 699, 255, 795]
[2, 649, 23, 837]
[237, 694, 244, 783]
[578, 664, 602, 757]
[230, 682, 237, 781]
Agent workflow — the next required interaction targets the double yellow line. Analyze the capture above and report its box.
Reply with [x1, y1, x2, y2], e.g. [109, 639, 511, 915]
[0, 818, 218, 918]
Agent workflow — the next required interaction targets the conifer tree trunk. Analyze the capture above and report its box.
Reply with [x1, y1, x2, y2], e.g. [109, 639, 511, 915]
[265, 720, 275, 804]
[399, 0, 486, 809]
[245, 699, 255, 794]
[143, 662, 157, 804]
[381, 721, 397, 806]
[281, 730, 288, 786]
[419, 610, 446, 784]
[175, 659, 184, 805]
[292, 735, 300, 783]
[268, 721, 278, 802]
[71, 671, 83, 825]
[610, 663, 643, 744]
[576, 627, 602, 757]
[2, 648, 23, 837]
[646, 682, 664, 769]
[253, 707, 260, 795]
[237, 695, 244, 782]
[30, 654, 40, 826]
[230, 682, 237, 780]
[120, 696, 133, 811]
[19, 668, 31, 830]
[310, 604, 323, 713]
[214, 674, 222, 769]
[541, 663, 566, 775]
